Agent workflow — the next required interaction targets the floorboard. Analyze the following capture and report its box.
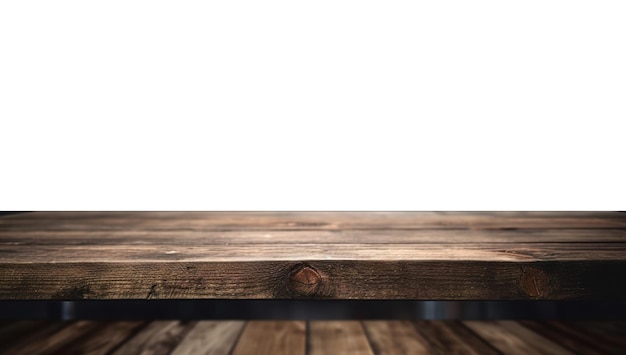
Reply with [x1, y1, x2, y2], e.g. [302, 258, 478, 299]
[0, 320, 624, 354]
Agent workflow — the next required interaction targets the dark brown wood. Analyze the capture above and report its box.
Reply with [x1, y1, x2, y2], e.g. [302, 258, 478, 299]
[362, 320, 433, 355]
[0, 321, 50, 350]
[518, 321, 607, 355]
[169, 321, 245, 355]
[112, 321, 196, 355]
[564, 321, 626, 354]
[413, 321, 500, 355]
[1, 212, 625, 300]
[288, 265, 323, 297]
[2, 212, 625, 230]
[464, 321, 574, 355]
[1, 260, 624, 300]
[58, 321, 145, 355]
[308, 321, 373, 355]
[1, 320, 626, 354]
[231, 321, 305, 355]
[1, 321, 100, 355]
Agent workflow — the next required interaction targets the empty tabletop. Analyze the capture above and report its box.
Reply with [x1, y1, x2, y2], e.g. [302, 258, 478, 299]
[1, 212, 625, 300]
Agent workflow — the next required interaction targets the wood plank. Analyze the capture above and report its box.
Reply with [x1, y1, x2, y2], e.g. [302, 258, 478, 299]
[464, 320, 574, 355]
[518, 321, 606, 355]
[112, 321, 196, 355]
[1, 260, 624, 300]
[2, 229, 625, 245]
[2, 212, 625, 230]
[2, 321, 100, 355]
[362, 321, 433, 355]
[1, 212, 624, 301]
[1, 320, 626, 355]
[58, 321, 145, 355]
[170, 321, 245, 355]
[308, 321, 373, 355]
[231, 321, 305, 355]
[2, 243, 626, 262]
[413, 321, 499, 355]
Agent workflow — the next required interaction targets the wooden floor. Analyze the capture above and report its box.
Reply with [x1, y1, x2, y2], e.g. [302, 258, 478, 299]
[1, 320, 625, 354]
[1, 212, 626, 300]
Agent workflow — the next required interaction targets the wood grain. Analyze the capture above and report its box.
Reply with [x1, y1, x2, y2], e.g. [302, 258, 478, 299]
[59, 321, 145, 355]
[464, 320, 574, 355]
[112, 321, 196, 355]
[413, 321, 499, 355]
[518, 321, 606, 355]
[1, 212, 625, 300]
[2, 243, 626, 262]
[1, 321, 98, 355]
[362, 320, 432, 355]
[2, 212, 625, 230]
[1, 260, 625, 300]
[170, 321, 244, 355]
[3, 229, 625, 245]
[231, 321, 305, 355]
[308, 321, 373, 355]
[1, 320, 626, 354]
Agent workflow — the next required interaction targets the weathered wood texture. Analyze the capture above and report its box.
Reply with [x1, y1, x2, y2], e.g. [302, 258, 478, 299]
[0, 320, 624, 355]
[232, 321, 305, 355]
[112, 321, 196, 355]
[0, 321, 98, 355]
[362, 320, 432, 355]
[3, 212, 625, 230]
[169, 321, 244, 355]
[518, 321, 609, 355]
[59, 321, 146, 355]
[1, 212, 625, 300]
[413, 320, 500, 354]
[464, 320, 574, 355]
[308, 321, 373, 355]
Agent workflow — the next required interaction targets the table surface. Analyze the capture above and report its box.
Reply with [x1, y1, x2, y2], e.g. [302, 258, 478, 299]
[1, 212, 625, 300]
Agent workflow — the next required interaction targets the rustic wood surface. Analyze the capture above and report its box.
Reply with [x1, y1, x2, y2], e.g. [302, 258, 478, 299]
[231, 321, 305, 355]
[413, 320, 500, 354]
[565, 321, 626, 353]
[3, 320, 622, 355]
[169, 321, 244, 355]
[111, 321, 195, 355]
[0, 321, 100, 355]
[362, 320, 431, 355]
[464, 320, 574, 355]
[59, 321, 145, 355]
[3, 212, 625, 230]
[1, 212, 625, 300]
[308, 321, 373, 355]
[518, 321, 608, 355]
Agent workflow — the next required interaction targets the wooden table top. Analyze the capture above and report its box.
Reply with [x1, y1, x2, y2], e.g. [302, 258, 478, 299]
[1, 212, 625, 300]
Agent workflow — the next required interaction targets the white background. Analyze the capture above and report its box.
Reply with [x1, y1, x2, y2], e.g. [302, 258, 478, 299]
[1, 1, 624, 210]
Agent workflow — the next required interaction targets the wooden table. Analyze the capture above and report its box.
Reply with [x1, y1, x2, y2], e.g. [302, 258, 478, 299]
[1, 212, 625, 300]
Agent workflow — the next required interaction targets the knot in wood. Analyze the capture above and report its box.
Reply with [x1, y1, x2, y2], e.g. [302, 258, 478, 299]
[288, 264, 322, 296]
[520, 266, 551, 298]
